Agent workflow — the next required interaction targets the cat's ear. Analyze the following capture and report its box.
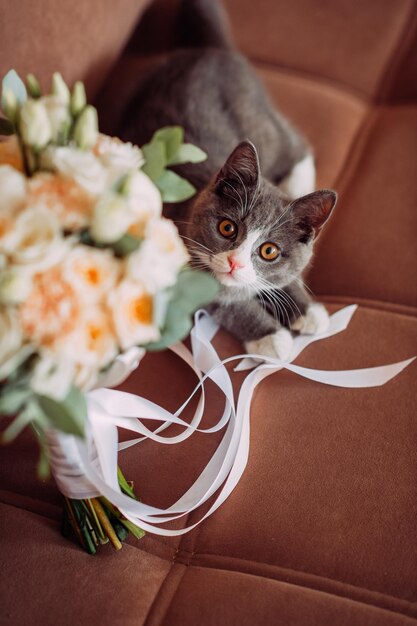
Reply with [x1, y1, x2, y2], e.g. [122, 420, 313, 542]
[215, 140, 260, 196]
[290, 189, 337, 240]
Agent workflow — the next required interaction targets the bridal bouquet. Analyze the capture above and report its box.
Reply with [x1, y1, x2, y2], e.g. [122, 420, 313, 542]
[0, 70, 217, 553]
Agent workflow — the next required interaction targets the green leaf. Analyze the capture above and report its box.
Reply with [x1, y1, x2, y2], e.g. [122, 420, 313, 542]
[169, 143, 207, 165]
[152, 126, 183, 163]
[0, 117, 14, 135]
[146, 302, 193, 351]
[2, 69, 27, 111]
[0, 386, 31, 416]
[141, 140, 166, 181]
[111, 233, 141, 257]
[117, 467, 137, 499]
[36, 386, 87, 438]
[173, 269, 219, 313]
[30, 421, 51, 479]
[155, 169, 196, 203]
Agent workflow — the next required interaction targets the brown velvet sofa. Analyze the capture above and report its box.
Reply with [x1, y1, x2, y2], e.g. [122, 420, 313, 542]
[1, 1, 417, 624]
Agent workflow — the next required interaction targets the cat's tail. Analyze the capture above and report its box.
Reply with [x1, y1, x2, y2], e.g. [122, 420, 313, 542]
[179, 0, 233, 49]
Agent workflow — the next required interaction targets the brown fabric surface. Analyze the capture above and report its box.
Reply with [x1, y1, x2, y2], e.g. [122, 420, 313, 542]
[223, 0, 417, 100]
[308, 107, 417, 308]
[0, 0, 151, 100]
[159, 567, 417, 626]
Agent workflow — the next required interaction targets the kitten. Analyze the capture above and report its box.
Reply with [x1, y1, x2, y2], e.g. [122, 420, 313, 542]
[121, 0, 337, 359]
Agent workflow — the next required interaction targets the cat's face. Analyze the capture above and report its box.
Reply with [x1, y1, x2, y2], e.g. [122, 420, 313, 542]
[186, 141, 336, 299]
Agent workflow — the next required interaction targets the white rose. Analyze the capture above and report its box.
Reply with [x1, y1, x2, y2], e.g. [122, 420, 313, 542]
[125, 170, 162, 236]
[43, 95, 71, 143]
[107, 279, 160, 350]
[90, 192, 132, 243]
[96, 134, 144, 175]
[63, 245, 120, 302]
[40, 146, 107, 196]
[54, 305, 118, 369]
[30, 353, 75, 401]
[127, 218, 188, 293]
[2, 206, 66, 272]
[0, 165, 26, 208]
[0, 267, 33, 304]
[0, 306, 33, 380]
[19, 100, 52, 149]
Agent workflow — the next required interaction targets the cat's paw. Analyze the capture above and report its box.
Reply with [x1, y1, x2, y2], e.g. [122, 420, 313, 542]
[245, 327, 293, 361]
[292, 303, 329, 335]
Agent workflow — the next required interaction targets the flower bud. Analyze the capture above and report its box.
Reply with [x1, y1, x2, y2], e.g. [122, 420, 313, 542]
[2, 88, 18, 123]
[0, 268, 32, 304]
[90, 193, 131, 243]
[18, 100, 52, 150]
[51, 72, 70, 104]
[73, 105, 98, 150]
[70, 81, 86, 117]
[43, 96, 71, 144]
[26, 74, 42, 98]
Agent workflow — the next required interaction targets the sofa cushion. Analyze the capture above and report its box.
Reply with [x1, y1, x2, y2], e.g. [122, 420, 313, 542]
[0, 0, 152, 100]
[1, 305, 416, 623]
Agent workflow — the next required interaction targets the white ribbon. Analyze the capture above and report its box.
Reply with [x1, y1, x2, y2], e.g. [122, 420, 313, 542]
[48, 305, 415, 536]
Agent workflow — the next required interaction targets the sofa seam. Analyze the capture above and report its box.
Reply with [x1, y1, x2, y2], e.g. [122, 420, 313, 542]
[143, 563, 188, 626]
[185, 553, 416, 619]
[250, 58, 371, 103]
[374, 1, 417, 103]
[188, 554, 417, 616]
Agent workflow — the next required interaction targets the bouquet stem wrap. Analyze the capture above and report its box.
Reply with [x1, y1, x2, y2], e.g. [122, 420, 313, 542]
[47, 305, 414, 536]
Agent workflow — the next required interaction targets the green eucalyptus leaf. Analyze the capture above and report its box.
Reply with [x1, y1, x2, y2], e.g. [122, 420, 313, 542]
[146, 302, 192, 351]
[169, 143, 207, 165]
[155, 169, 196, 203]
[2, 70, 27, 110]
[152, 126, 183, 163]
[31, 421, 51, 479]
[36, 386, 87, 438]
[0, 117, 14, 135]
[173, 269, 219, 313]
[0, 386, 32, 416]
[2, 401, 38, 443]
[111, 233, 141, 257]
[141, 140, 166, 181]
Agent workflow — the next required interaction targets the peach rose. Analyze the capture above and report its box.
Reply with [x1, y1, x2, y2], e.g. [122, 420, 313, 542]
[107, 279, 160, 350]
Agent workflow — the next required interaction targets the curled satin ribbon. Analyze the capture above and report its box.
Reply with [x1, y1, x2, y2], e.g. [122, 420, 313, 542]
[47, 305, 415, 536]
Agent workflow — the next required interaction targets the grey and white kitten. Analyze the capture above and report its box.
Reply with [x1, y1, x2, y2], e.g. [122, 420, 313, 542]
[121, 0, 337, 359]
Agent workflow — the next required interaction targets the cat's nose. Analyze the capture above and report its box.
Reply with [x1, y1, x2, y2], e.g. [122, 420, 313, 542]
[228, 255, 243, 272]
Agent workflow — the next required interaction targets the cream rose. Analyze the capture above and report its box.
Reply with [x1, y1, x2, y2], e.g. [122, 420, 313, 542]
[63, 245, 120, 302]
[26, 173, 95, 231]
[107, 279, 160, 350]
[54, 305, 118, 369]
[96, 134, 144, 175]
[30, 354, 75, 401]
[40, 146, 107, 196]
[127, 218, 188, 293]
[125, 170, 162, 237]
[2, 206, 66, 272]
[0, 165, 26, 208]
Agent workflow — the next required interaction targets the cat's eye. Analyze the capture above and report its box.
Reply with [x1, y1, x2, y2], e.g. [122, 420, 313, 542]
[218, 219, 237, 238]
[259, 242, 280, 261]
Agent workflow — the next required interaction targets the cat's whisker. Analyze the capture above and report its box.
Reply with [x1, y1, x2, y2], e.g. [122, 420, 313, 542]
[181, 235, 214, 255]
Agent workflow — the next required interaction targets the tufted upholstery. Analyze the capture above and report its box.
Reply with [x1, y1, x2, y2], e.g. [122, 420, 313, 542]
[1, 1, 417, 624]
